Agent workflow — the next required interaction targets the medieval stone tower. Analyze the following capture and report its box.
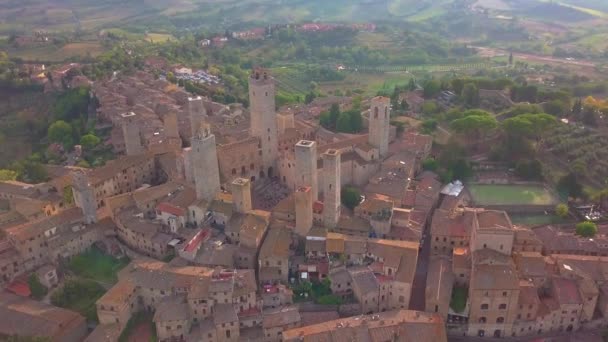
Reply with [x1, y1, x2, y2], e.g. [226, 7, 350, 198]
[295, 140, 318, 201]
[121, 112, 144, 155]
[369, 96, 390, 158]
[191, 123, 221, 202]
[249, 70, 278, 178]
[295, 186, 313, 237]
[231, 178, 252, 214]
[188, 96, 207, 139]
[71, 170, 97, 224]
[322, 149, 341, 228]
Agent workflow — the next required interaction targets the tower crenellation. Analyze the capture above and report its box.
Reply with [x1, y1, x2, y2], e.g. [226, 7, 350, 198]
[295, 140, 318, 201]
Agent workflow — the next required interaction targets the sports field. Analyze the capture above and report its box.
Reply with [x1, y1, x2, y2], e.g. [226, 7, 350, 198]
[468, 184, 559, 206]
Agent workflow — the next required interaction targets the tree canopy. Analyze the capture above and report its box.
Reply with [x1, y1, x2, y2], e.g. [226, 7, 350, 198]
[48, 120, 73, 149]
[423, 80, 441, 98]
[341, 186, 362, 210]
[80, 134, 100, 150]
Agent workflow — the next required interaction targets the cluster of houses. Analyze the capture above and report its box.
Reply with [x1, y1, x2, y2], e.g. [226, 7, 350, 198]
[0, 68, 605, 342]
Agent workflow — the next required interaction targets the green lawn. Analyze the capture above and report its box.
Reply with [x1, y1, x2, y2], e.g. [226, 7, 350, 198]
[468, 184, 558, 206]
[510, 213, 566, 227]
[68, 246, 130, 284]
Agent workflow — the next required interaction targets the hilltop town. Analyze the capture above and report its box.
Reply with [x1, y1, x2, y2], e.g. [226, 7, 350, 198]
[0, 65, 606, 342]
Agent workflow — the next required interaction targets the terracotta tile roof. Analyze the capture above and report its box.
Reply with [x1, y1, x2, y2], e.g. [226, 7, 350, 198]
[96, 280, 136, 306]
[153, 297, 190, 322]
[259, 227, 291, 259]
[5, 207, 83, 241]
[0, 292, 86, 340]
[156, 202, 185, 217]
[262, 305, 301, 328]
[425, 257, 454, 304]
[471, 263, 519, 290]
[552, 277, 582, 305]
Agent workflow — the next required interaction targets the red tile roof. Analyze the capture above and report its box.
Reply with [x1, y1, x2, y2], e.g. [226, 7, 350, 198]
[156, 202, 185, 217]
[6, 280, 31, 297]
[183, 229, 210, 253]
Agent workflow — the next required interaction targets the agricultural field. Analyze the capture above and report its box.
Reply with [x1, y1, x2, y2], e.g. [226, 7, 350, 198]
[145, 33, 176, 44]
[8, 42, 106, 62]
[468, 184, 559, 206]
[543, 124, 608, 187]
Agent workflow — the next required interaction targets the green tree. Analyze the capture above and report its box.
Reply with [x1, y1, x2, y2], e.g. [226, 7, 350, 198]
[557, 172, 583, 199]
[28, 274, 47, 300]
[452, 78, 466, 96]
[423, 80, 441, 98]
[462, 83, 480, 107]
[166, 72, 176, 83]
[422, 158, 439, 172]
[544, 99, 570, 117]
[341, 186, 362, 210]
[514, 159, 543, 180]
[421, 101, 439, 116]
[408, 78, 417, 91]
[48, 120, 73, 149]
[450, 114, 498, 140]
[555, 204, 569, 218]
[0, 169, 17, 181]
[576, 221, 597, 238]
[63, 186, 74, 205]
[420, 119, 437, 134]
[336, 112, 353, 133]
[319, 111, 332, 129]
[13, 159, 49, 183]
[80, 134, 100, 150]
[329, 103, 340, 125]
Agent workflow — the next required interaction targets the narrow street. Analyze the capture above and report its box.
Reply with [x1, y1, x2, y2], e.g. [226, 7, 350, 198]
[409, 216, 432, 311]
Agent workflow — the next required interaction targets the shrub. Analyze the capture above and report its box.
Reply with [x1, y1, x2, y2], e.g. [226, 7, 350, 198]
[555, 204, 569, 218]
[576, 221, 597, 238]
[28, 274, 47, 300]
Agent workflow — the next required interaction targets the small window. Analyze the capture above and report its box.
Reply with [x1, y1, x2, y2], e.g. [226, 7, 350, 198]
[481, 304, 489, 310]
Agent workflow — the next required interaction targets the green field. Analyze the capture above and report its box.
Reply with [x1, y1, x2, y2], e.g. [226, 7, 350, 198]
[510, 213, 565, 226]
[68, 246, 130, 284]
[468, 184, 559, 206]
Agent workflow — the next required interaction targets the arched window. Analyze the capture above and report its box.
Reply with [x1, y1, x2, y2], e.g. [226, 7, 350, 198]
[385, 107, 388, 118]
[232, 168, 237, 175]
[374, 107, 379, 118]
